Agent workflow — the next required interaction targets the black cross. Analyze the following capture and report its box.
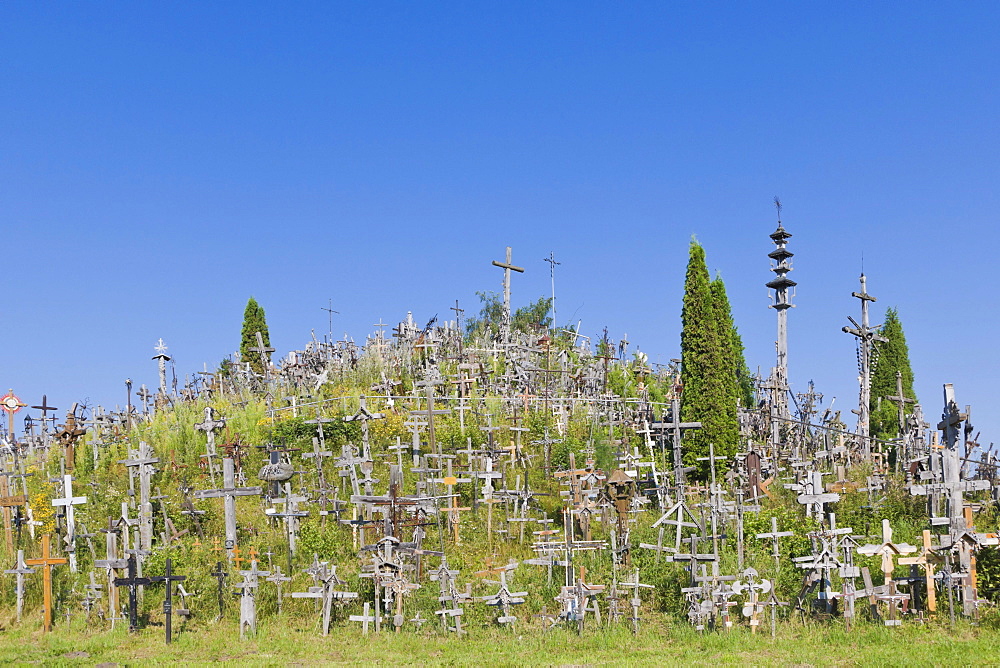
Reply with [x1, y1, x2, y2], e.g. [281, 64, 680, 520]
[114, 554, 151, 632]
[211, 561, 228, 619]
[150, 558, 186, 644]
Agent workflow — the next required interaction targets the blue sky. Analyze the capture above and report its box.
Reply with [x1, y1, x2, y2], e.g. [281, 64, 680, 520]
[3, 4, 999, 442]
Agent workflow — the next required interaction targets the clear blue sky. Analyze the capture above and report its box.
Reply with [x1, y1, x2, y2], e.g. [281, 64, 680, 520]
[3, 4, 998, 442]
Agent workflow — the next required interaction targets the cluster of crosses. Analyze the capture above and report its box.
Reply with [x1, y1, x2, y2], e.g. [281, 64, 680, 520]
[2, 238, 998, 640]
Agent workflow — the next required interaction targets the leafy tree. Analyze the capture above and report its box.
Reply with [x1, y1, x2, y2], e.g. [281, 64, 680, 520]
[870, 307, 917, 439]
[711, 275, 755, 409]
[240, 296, 272, 375]
[680, 241, 739, 477]
[466, 291, 552, 341]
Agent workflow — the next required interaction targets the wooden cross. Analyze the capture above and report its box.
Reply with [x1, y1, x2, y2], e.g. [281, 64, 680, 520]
[650, 397, 702, 486]
[344, 395, 385, 460]
[755, 516, 795, 577]
[4, 548, 34, 622]
[0, 475, 26, 552]
[885, 371, 915, 436]
[409, 384, 450, 457]
[434, 459, 472, 543]
[235, 559, 271, 638]
[194, 457, 262, 558]
[232, 544, 246, 570]
[857, 518, 916, 623]
[54, 410, 87, 472]
[150, 557, 186, 644]
[114, 554, 152, 632]
[348, 601, 376, 635]
[491, 246, 525, 339]
[26, 534, 68, 632]
[898, 529, 941, 614]
[51, 473, 87, 572]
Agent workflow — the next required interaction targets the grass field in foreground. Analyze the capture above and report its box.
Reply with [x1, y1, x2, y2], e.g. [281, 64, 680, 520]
[1, 616, 998, 666]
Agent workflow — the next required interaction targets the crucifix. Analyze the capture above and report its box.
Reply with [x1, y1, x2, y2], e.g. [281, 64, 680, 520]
[491, 246, 525, 342]
[26, 534, 68, 632]
[54, 406, 87, 472]
[51, 473, 87, 572]
[150, 558, 186, 644]
[114, 553, 152, 632]
[194, 457, 263, 559]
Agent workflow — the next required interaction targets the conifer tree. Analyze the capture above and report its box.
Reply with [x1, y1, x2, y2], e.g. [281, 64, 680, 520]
[870, 307, 917, 439]
[711, 275, 755, 409]
[680, 242, 739, 476]
[240, 296, 271, 375]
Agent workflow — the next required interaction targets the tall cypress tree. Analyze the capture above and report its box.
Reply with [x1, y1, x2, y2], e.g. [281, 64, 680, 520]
[711, 275, 755, 409]
[240, 297, 271, 375]
[870, 307, 916, 439]
[680, 241, 738, 477]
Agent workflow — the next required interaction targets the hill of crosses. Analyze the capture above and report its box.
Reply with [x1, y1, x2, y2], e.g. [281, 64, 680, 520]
[2, 226, 997, 644]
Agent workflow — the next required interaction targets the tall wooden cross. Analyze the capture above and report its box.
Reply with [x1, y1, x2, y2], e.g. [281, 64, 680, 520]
[249, 331, 276, 380]
[491, 246, 524, 340]
[842, 274, 887, 454]
[26, 534, 68, 632]
[194, 457, 262, 558]
[118, 441, 159, 555]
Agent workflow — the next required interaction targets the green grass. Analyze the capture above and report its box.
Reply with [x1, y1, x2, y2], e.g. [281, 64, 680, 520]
[1, 616, 999, 666]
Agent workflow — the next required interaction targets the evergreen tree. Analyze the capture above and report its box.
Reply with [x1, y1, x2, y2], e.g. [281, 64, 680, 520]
[680, 242, 739, 477]
[711, 275, 755, 409]
[870, 307, 917, 439]
[240, 296, 272, 375]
